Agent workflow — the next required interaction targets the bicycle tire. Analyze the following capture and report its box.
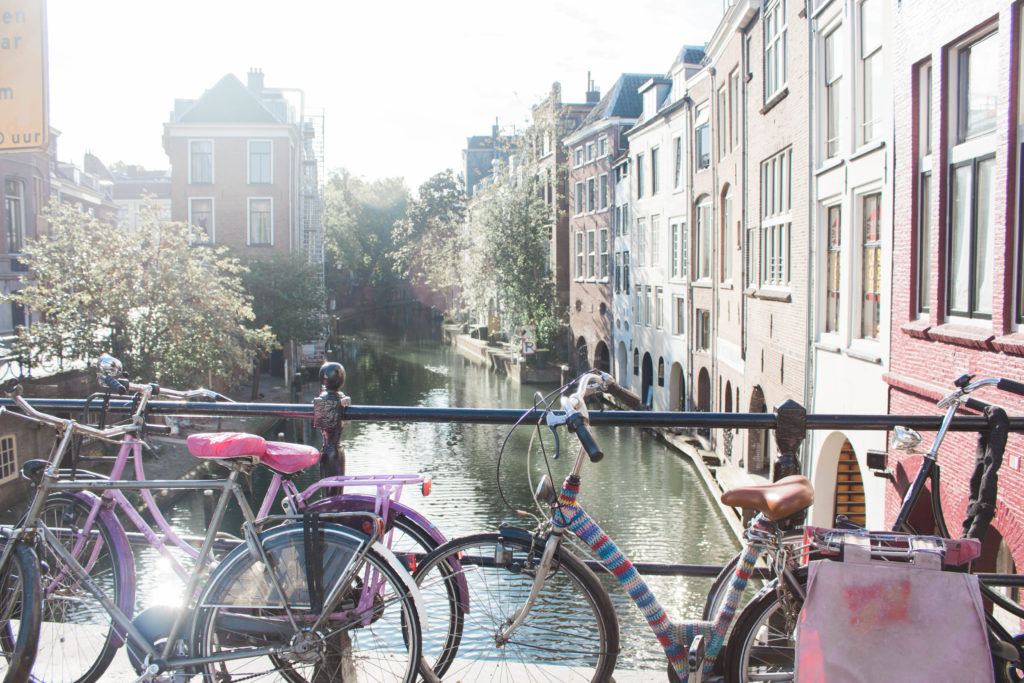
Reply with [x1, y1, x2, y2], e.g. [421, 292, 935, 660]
[190, 522, 423, 682]
[0, 539, 42, 683]
[412, 531, 619, 681]
[30, 492, 135, 683]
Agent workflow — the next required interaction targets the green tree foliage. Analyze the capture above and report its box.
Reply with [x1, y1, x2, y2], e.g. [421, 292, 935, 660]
[243, 253, 325, 345]
[464, 174, 560, 348]
[10, 201, 275, 387]
[390, 169, 466, 312]
[323, 169, 409, 288]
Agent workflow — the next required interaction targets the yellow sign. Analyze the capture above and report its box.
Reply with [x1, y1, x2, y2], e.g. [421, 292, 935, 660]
[0, 0, 47, 151]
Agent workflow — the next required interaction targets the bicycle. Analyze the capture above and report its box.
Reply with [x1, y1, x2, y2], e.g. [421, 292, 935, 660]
[0, 381, 428, 682]
[409, 370, 814, 682]
[722, 375, 1024, 682]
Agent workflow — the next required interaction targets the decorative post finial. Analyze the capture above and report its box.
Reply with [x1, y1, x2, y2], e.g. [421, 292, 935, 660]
[313, 362, 349, 479]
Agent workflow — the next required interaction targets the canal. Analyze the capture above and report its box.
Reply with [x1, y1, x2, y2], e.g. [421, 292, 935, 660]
[142, 332, 739, 673]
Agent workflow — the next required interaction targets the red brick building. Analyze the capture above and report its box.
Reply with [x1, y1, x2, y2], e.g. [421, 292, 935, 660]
[889, 0, 1024, 577]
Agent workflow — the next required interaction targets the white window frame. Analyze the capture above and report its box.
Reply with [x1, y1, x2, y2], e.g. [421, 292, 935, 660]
[246, 197, 274, 246]
[651, 146, 660, 194]
[598, 136, 608, 158]
[695, 198, 712, 281]
[857, 0, 883, 146]
[599, 173, 609, 209]
[586, 142, 595, 162]
[188, 197, 216, 241]
[587, 229, 597, 279]
[636, 153, 645, 198]
[822, 24, 842, 160]
[857, 190, 883, 340]
[673, 295, 686, 336]
[655, 287, 664, 329]
[637, 216, 647, 264]
[730, 68, 741, 149]
[4, 178, 25, 255]
[760, 148, 792, 288]
[574, 147, 584, 167]
[247, 139, 274, 185]
[822, 201, 843, 338]
[600, 228, 609, 280]
[721, 189, 733, 283]
[763, 0, 788, 101]
[575, 231, 585, 279]
[0, 434, 16, 483]
[188, 139, 214, 185]
[673, 136, 684, 190]
[587, 177, 597, 213]
[650, 214, 661, 269]
[575, 181, 585, 216]
[717, 85, 728, 160]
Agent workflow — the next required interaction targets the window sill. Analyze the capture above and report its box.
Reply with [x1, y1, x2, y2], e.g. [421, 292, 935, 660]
[814, 341, 841, 354]
[992, 333, 1024, 356]
[719, 282, 734, 291]
[900, 319, 932, 339]
[846, 345, 882, 365]
[753, 287, 791, 302]
[759, 86, 789, 115]
[692, 279, 714, 289]
[851, 139, 886, 161]
[247, 244, 275, 248]
[927, 322, 994, 350]
[814, 157, 844, 176]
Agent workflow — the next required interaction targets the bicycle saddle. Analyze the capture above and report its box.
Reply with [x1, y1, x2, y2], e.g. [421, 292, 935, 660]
[721, 475, 814, 521]
[186, 432, 320, 475]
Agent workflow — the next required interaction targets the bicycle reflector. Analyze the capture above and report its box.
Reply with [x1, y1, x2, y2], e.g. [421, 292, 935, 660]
[421, 477, 432, 497]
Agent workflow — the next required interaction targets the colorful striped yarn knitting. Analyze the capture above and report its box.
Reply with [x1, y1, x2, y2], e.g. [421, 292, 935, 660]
[552, 476, 770, 682]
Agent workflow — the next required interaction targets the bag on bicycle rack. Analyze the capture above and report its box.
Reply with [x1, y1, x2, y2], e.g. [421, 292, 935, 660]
[795, 531, 992, 683]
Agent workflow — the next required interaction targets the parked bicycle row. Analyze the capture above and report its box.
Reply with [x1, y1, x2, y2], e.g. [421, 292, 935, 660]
[0, 355, 1021, 682]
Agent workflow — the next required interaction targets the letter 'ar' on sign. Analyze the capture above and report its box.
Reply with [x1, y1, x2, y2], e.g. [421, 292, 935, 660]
[0, 0, 48, 151]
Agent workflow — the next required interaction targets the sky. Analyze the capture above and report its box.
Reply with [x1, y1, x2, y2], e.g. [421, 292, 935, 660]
[47, 0, 725, 188]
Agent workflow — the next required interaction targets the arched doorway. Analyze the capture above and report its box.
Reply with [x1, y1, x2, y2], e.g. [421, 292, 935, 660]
[641, 353, 654, 407]
[697, 367, 711, 411]
[724, 381, 733, 412]
[616, 342, 628, 385]
[594, 341, 611, 373]
[748, 386, 770, 477]
[833, 440, 866, 527]
[575, 336, 588, 372]
[669, 362, 685, 411]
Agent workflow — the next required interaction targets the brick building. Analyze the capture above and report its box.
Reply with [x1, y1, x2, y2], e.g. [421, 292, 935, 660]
[463, 122, 515, 199]
[163, 70, 305, 257]
[888, 0, 1024, 577]
[566, 74, 659, 374]
[0, 146, 48, 334]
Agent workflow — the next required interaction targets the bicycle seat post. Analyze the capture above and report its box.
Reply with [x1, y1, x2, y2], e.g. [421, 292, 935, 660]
[314, 361, 349, 480]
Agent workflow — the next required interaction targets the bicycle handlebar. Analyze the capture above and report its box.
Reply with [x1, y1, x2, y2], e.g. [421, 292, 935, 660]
[598, 371, 643, 409]
[997, 378, 1024, 398]
[3, 395, 134, 443]
[567, 413, 604, 463]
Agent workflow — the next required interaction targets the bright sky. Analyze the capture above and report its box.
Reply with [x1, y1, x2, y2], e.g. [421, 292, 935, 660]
[48, 0, 725, 187]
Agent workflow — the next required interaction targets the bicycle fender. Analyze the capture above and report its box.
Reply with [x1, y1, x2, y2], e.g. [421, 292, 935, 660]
[498, 525, 536, 545]
[371, 539, 429, 630]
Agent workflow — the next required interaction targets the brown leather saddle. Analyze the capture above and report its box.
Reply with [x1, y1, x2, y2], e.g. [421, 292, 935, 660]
[721, 475, 814, 521]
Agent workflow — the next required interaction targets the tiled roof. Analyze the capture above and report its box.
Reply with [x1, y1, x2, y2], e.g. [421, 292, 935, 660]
[671, 44, 707, 69]
[172, 74, 283, 125]
[580, 73, 664, 127]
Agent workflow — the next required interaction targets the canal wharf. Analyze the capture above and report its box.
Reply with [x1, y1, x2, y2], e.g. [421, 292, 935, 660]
[449, 330, 562, 384]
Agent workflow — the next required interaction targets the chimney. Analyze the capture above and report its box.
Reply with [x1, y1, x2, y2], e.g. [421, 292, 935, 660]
[492, 117, 499, 139]
[247, 68, 265, 93]
[585, 71, 600, 104]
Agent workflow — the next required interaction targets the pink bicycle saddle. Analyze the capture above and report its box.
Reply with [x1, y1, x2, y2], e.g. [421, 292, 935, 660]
[186, 432, 320, 475]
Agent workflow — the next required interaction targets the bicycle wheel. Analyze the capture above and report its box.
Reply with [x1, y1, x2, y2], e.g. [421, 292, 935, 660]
[28, 492, 135, 683]
[190, 522, 422, 682]
[413, 531, 619, 681]
[0, 539, 42, 683]
[723, 568, 807, 683]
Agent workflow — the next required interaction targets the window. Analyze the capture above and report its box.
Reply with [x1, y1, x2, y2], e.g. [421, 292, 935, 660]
[730, 69, 740, 149]
[717, 86, 728, 159]
[614, 252, 622, 292]
[621, 204, 629, 234]
[635, 292, 641, 325]
[575, 147, 584, 166]
[696, 122, 710, 170]
[188, 197, 214, 239]
[599, 173, 609, 209]
[919, 61, 933, 157]
[600, 228, 609, 279]
[636, 217, 647, 264]
[948, 156, 995, 318]
[957, 33, 998, 143]
[575, 182, 584, 215]
[4, 179, 25, 254]
[917, 174, 932, 314]
[673, 136, 683, 189]
[189, 140, 213, 184]
[764, 0, 788, 100]
[248, 140, 273, 184]
[633, 348, 640, 375]
[695, 198, 711, 279]
[586, 142, 595, 162]
[650, 215, 661, 268]
[636, 154, 645, 198]
[651, 147, 660, 194]
[674, 296, 686, 335]
[671, 221, 681, 278]
[655, 287, 664, 329]
[657, 358, 665, 386]
[623, 250, 631, 293]
[861, 193, 882, 337]
[0, 435, 14, 482]
[587, 177, 597, 212]
[614, 206, 621, 236]
[598, 136, 608, 157]
[823, 27, 841, 158]
[825, 205, 841, 333]
[575, 231, 584, 278]
[696, 309, 711, 351]
[587, 230, 596, 278]
[859, 0, 883, 144]
[644, 286, 652, 326]
[681, 221, 688, 279]
[247, 198, 273, 245]
[721, 189, 733, 281]
[760, 148, 792, 287]
[746, 223, 758, 288]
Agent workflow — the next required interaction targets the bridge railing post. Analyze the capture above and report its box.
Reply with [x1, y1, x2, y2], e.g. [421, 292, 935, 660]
[772, 399, 806, 481]
[313, 362, 349, 479]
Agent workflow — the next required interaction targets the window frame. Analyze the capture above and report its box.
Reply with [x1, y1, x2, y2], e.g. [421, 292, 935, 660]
[599, 173, 609, 209]
[188, 196, 216, 241]
[822, 25, 842, 159]
[655, 287, 664, 329]
[246, 196, 274, 246]
[587, 177, 597, 213]
[651, 146, 660, 194]
[859, 191, 883, 339]
[673, 295, 686, 336]
[730, 68, 741, 149]
[188, 139, 214, 185]
[721, 188, 733, 283]
[695, 197, 712, 281]
[759, 148, 793, 288]
[763, 0, 789, 102]
[4, 178, 25, 255]
[717, 85, 728, 160]
[600, 227, 610, 279]
[575, 230, 585, 279]
[636, 153, 645, 198]
[917, 172, 932, 316]
[824, 203, 842, 335]
[946, 154, 996, 320]
[575, 181, 585, 216]
[650, 214, 661, 269]
[587, 229, 597, 278]
[0, 434, 15, 483]
[247, 139, 274, 185]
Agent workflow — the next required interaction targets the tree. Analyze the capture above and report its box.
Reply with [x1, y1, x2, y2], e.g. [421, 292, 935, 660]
[242, 253, 325, 398]
[390, 170, 466, 313]
[323, 169, 409, 289]
[10, 201, 275, 388]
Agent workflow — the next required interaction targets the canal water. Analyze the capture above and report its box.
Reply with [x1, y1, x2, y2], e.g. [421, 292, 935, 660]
[141, 332, 739, 672]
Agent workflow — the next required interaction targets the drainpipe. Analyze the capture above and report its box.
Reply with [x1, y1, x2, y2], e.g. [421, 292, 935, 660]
[802, 0, 816, 481]
[681, 95, 696, 412]
[709, 65, 720, 447]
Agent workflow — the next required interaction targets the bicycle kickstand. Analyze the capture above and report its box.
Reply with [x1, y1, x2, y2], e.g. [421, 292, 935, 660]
[687, 634, 706, 683]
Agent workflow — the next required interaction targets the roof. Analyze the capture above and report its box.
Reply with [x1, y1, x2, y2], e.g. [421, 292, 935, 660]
[671, 44, 707, 69]
[111, 177, 171, 200]
[580, 73, 664, 127]
[171, 74, 284, 125]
